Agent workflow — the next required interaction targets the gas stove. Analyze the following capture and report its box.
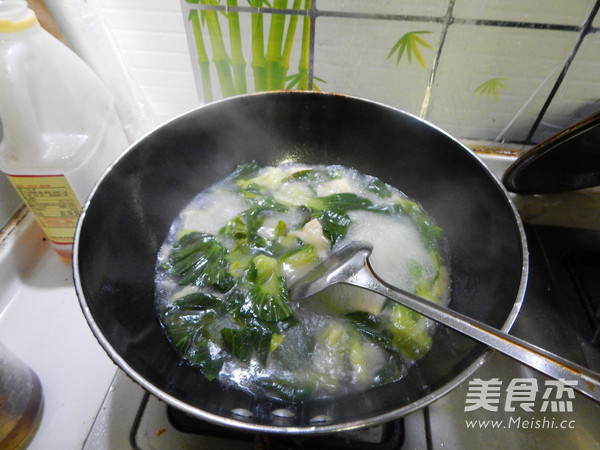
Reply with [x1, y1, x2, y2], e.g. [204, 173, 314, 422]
[78, 223, 600, 450]
[1, 159, 600, 450]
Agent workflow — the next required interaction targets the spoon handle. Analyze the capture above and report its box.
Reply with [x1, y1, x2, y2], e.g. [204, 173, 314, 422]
[345, 260, 600, 404]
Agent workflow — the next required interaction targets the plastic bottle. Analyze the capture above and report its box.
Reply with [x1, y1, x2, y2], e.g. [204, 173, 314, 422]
[0, 0, 128, 261]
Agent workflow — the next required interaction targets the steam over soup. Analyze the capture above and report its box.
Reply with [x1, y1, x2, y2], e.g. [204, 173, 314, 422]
[155, 162, 450, 401]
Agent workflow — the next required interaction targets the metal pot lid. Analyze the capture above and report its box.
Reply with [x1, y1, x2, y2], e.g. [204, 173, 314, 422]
[503, 112, 600, 194]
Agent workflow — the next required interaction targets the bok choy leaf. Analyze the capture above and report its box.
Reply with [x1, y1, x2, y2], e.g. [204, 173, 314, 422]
[164, 232, 233, 291]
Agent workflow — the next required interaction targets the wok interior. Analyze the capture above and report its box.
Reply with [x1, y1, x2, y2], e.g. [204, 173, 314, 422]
[75, 92, 525, 431]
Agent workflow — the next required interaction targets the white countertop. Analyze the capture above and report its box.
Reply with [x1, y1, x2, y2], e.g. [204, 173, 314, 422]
[0, 213, 117, 449]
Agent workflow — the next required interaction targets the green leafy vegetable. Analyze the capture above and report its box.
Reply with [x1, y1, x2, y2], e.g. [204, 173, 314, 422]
[157, 162, 448, 397]
[388, 305, 432, 360]
[171, 292, 222, 311]
[238, 184, 289, 211]
[408, 252, 446, 304]
[220, 208, 264, 241]
[225, 161, 261, 182]
[225, 242, 255, 277]
[390, 199, 443, 248]
[161, 310, 223, 380]
[282, 168, 331, 184]
[309, 193, 375, 212]
[274, 220, 287, 238]
[303, 193, 376, 244]
[165, 232, 233, 290]
[239, 309, 300, 336]
[366, 177, 392, 198]
[405, 209, 443, 248]
[221, 326, 272, 365]
[348, 329, 367, 383]
[219, 206, 284, 256]
[318, 322, 347, 349]
[312, 209, 351, 245]
[241, 254, 293, 321]
[414, 216, 443, 248]
[258, 376, 317, 401]
[236, 166, 292, 191]
[269, 333, 284, 353]
[345, 311, 397, 354]
[279, 244, 319, 270]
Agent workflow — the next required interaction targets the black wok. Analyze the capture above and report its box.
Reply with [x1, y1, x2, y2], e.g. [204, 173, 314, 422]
[73, 91, 527, 433]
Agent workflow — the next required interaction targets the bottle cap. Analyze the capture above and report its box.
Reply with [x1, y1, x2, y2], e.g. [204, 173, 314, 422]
[0, 1, 37, 34]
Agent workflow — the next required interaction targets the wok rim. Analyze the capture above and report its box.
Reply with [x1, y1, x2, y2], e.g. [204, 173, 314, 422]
[73, 90, 529, 434]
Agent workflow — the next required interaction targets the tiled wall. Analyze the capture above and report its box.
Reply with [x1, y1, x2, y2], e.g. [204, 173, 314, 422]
[180, 0, 600, 145]
[97, 0, 198, 121]
[2, 1, 599, 227]
[34, 0, 600, 145]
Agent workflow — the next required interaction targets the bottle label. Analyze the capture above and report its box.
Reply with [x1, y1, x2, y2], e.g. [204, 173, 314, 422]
[6, 174, 82, 245]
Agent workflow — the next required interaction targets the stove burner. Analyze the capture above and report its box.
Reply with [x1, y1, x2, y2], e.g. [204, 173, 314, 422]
[167, 406, 405, 449]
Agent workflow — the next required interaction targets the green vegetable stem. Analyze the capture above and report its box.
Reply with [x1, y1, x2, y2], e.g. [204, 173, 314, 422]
[280, 244, 319, 270]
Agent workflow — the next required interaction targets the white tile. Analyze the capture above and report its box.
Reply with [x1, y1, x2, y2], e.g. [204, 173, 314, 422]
[111, 29, 191, 52]
[142, 84, 200, 105]
[532, 32, 600, 142]
[100, 0, 182, 9]
[101, 9, 186, 34]
[314, 16, 441, 116]
[454, 0, 596, 26]
[133, 67, 197, 87]
[97, 0, 196, 119]
[317, 0, 449, 17]
[426, 24, 578, 142]
[121, 48, 192, 69]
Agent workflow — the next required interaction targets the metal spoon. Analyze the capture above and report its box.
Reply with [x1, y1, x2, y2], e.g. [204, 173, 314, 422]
[289, 241, 600, 404]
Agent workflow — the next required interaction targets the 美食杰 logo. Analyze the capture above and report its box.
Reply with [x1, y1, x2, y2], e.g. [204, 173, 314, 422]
[463, 378, 577, 430]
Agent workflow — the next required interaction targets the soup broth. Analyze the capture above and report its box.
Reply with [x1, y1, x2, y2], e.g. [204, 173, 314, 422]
[155, 162, 449, 401]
